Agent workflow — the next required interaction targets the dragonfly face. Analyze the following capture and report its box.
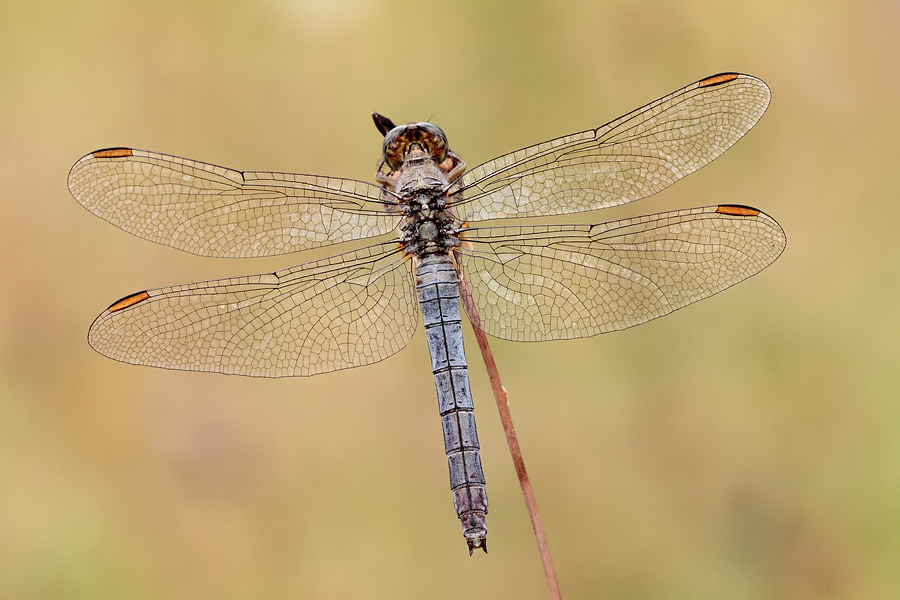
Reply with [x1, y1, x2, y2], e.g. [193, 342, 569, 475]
[382, 121, 449, 170]
[68, 73, 786, 553]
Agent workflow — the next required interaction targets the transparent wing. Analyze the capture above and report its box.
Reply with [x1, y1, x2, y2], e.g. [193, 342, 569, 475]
[456, 205, 785, 342]
[88, 242, 418, 377]
[68, 148, 398, 258]
[454, 73, 770, 221]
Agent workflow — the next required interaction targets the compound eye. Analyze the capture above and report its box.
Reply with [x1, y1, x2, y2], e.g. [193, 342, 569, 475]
[382, 126, 408, 170]
[416, 122, 448, 164]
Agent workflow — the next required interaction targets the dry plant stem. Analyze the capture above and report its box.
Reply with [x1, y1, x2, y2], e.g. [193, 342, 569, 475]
[458, 274, 562, 600]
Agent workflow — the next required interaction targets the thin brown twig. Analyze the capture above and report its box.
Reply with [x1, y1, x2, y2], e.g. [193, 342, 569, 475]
[457, 269, 562, 600]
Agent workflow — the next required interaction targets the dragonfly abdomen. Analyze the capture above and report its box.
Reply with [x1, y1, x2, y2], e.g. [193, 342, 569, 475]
[414, 253, 488, 554]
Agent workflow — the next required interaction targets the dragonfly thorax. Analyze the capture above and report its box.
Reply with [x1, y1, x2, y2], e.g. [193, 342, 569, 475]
[399, 207, 457, 255]
[398, 188, 457, 255]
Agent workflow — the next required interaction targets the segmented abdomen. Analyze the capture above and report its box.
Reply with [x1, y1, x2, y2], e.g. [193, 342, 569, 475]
[414, 253, 488, 553]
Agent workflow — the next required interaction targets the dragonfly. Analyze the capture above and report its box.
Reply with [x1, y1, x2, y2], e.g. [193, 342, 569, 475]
[68, 72, 785, 554]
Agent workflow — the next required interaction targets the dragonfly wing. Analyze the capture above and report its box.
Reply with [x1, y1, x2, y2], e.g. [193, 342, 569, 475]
[68, 148, 397, 257]
[88, 243, 418, 377]
[456, 205, 785, 341]
[455, 73, 770, 221]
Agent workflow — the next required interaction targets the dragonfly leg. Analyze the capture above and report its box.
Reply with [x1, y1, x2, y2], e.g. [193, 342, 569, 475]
[440, 151, 466, 182]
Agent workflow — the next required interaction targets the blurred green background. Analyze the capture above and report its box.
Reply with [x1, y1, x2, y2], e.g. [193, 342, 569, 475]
[1, 0, 898, 598]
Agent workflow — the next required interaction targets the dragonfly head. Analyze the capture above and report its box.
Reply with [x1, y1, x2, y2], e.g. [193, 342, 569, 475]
[381, 122, 449, 170]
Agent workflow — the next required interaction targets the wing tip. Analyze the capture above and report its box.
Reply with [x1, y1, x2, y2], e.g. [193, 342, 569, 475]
[69, 148, 135, 190]
[716, 204, 787, 254]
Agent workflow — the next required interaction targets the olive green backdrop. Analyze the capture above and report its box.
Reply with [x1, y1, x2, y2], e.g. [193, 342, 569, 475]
[1, 1, 897, 598]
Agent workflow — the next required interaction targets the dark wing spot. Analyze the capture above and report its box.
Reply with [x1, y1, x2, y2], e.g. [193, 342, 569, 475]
[716, 204, 760, 216]
[92, 148, 134, 158]
[698, 73, 740, 88]
[108, 291, 150, 312]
